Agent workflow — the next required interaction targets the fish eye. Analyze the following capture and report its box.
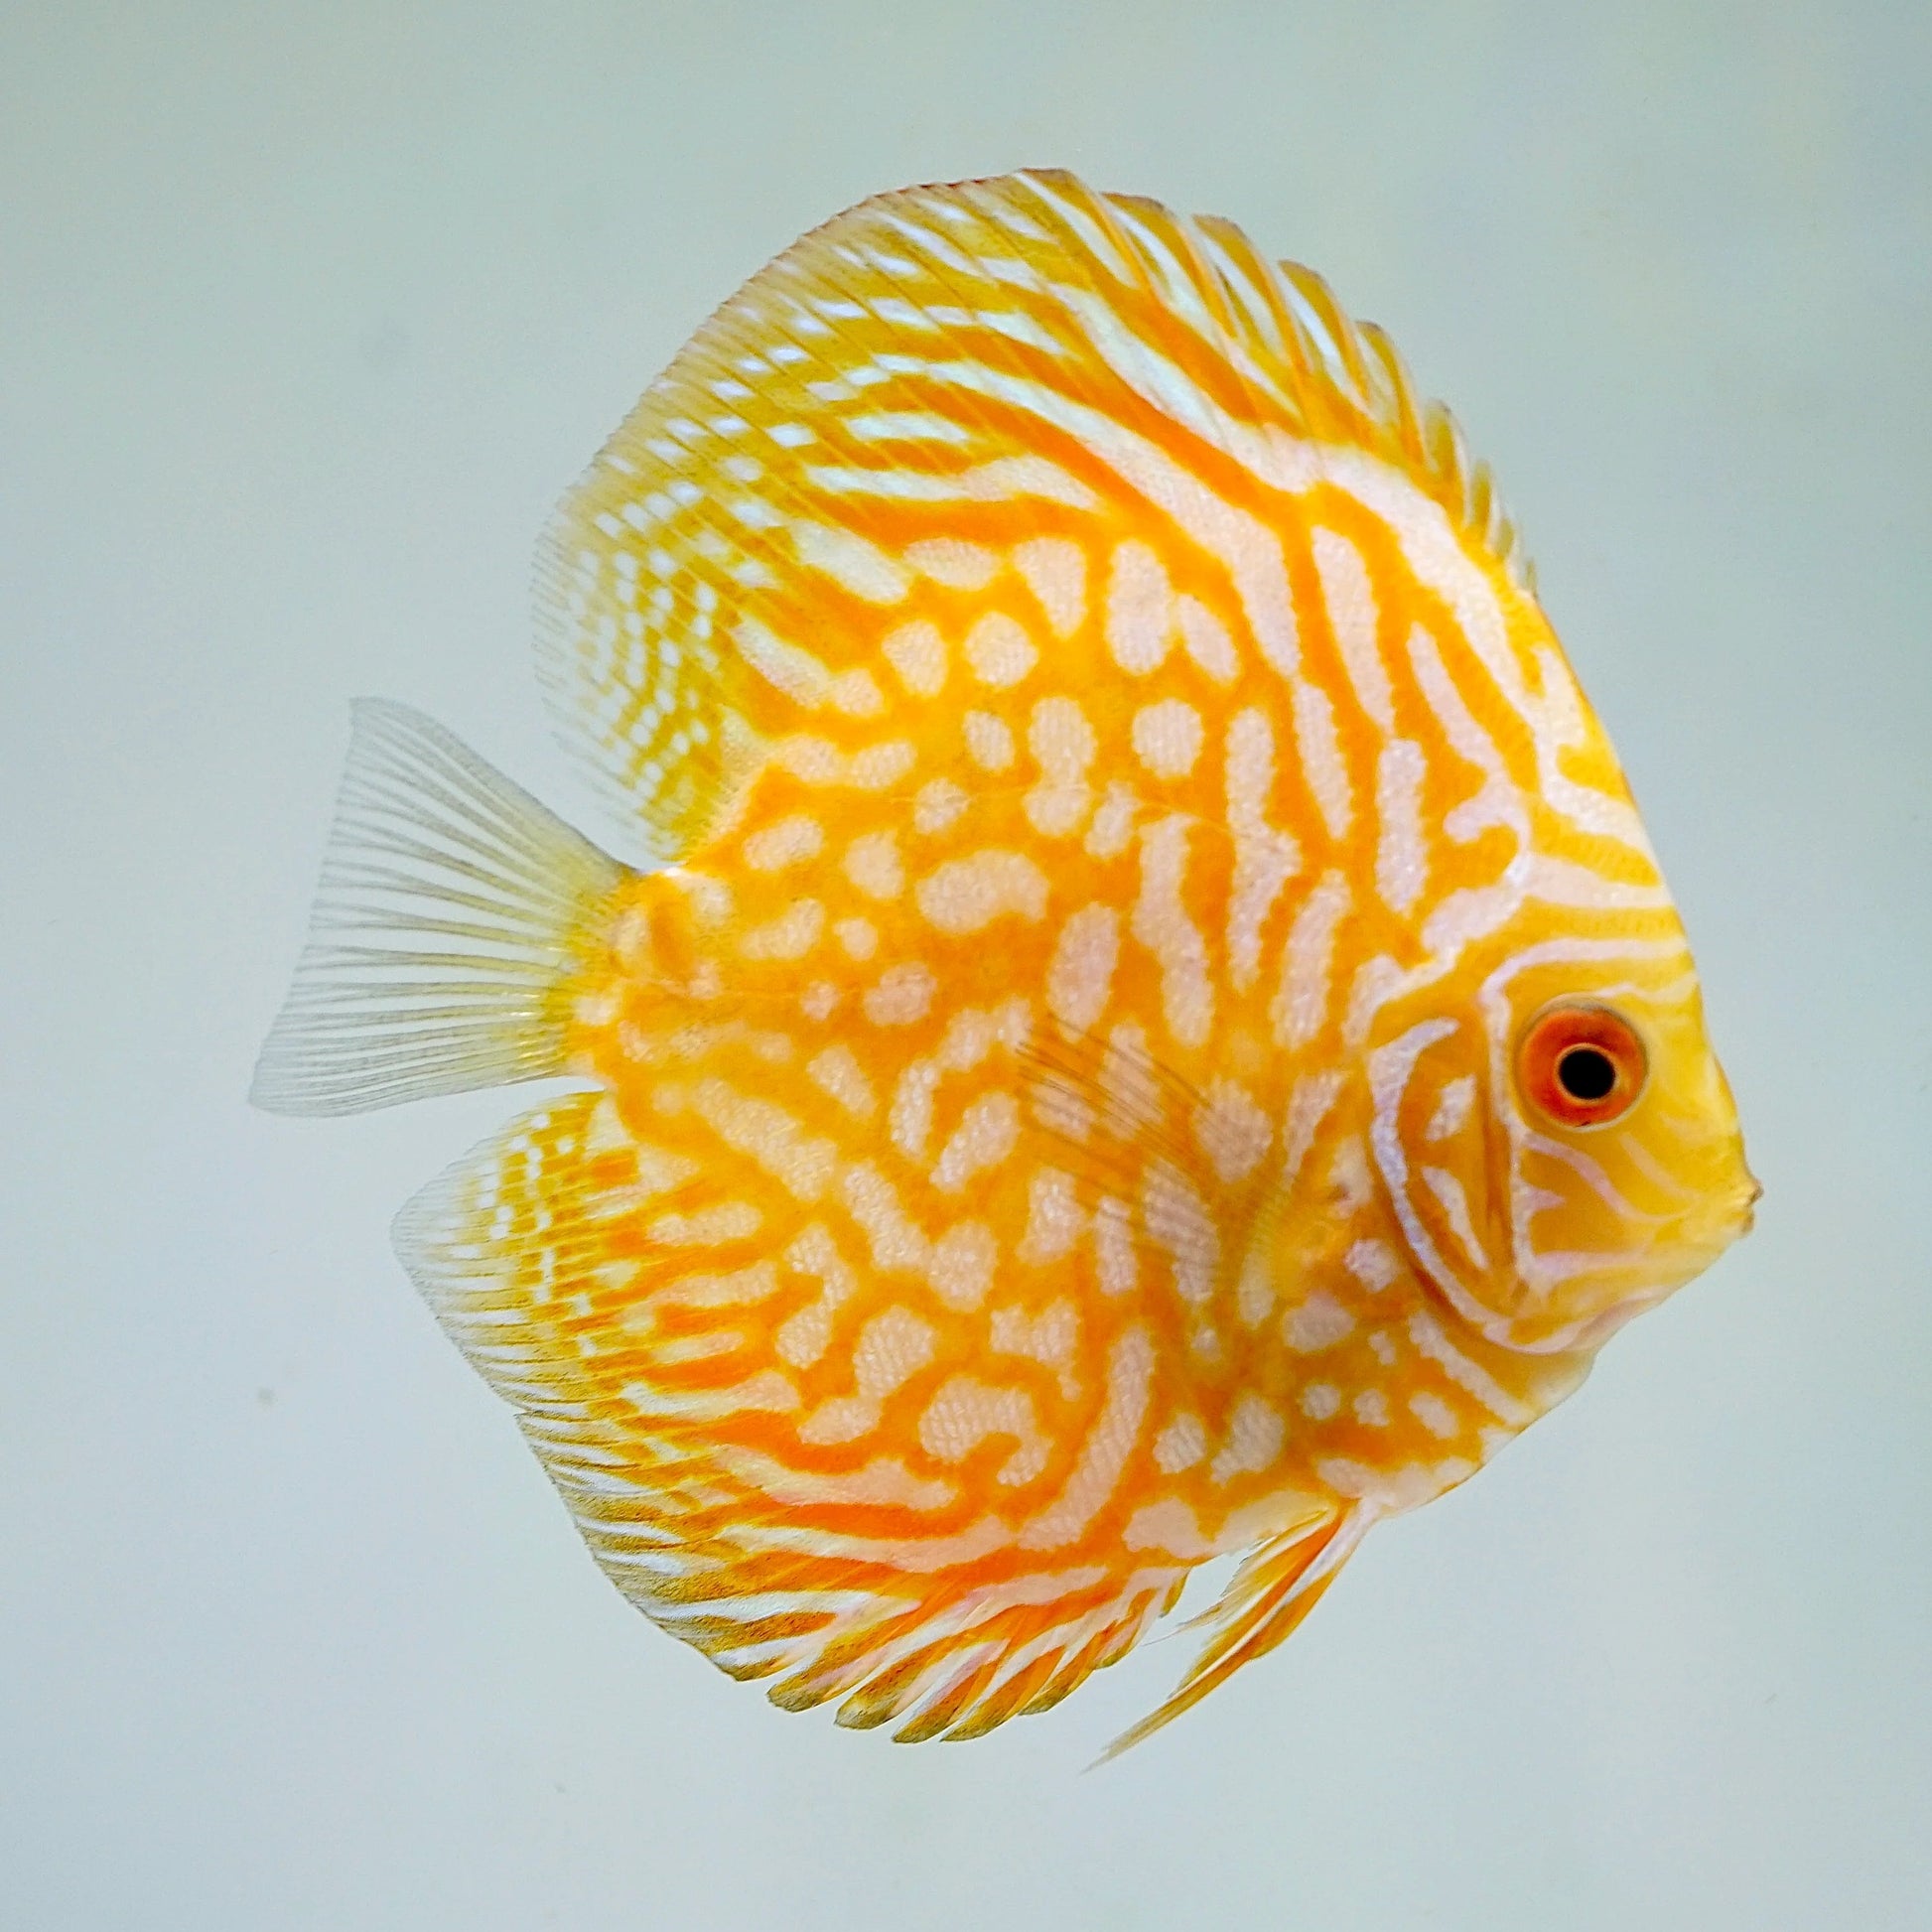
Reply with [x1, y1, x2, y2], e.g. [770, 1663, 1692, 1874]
[1516, 1002, 1647, 1129]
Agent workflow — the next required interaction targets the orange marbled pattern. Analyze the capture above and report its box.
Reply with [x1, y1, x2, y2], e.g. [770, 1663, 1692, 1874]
[257, 172, 1754, 1749]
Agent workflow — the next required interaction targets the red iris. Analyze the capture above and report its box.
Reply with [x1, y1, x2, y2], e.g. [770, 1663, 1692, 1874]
[1516, 1002, 1648, 1129]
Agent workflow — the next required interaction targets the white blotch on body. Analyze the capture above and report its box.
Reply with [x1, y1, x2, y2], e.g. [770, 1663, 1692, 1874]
[1152, 1411, 1207, 1473]
[963, 611, 1037, 688]
[739, 898, 825, 961]
[913, 777, 968, 834]
[1210, 1394, 1286, 1482]
[918, 1375, 1049, 1486]
[883, 619, 947, 696]
[1285, 1290, 1356, 1353]
[963, 710, 1016, 770]
[844, 829, 904, 899]
[1105, 539, 1173, 674]
[864, 962, 937, 1025]
[807, 1044, 876, 1118]
[792, 521, 911, 604]
[905, 538, 1000, 589]
[1427, 1075, 1476, 1143]
[930, 1091, 1023, 1192]
[1272, 871, 1350, 1047]
[1291, 680, 1353, 840]
[1045, 902, 1120, 1033]
[835, 916, 879, 958]
[1374, 738, 1429, 914]
[1311, 527, 1393, 730]
[1084, 782, 1139, 860]
[1176, 592, 1239, 682]
[1018, 1166, 1085, 1265]
[1345, 1238, 1400, 1292]
[1224, 708, 1301, 993]
[1302, 1382, 1341, 1421]
[1194, 1080, 1272, 1185]
[742, 814, 823, 871]
[1132, 699, 1204, 779]
[1026, 696, 1096, 837]
[916, 850, 1049, 933]
[1013, 536, 1087, 638]
[1133, 816, 1213, 1047]
[1093, 1196, 1138, 1295]
[1018, 1324, 1154, 1549]
[1143, 1160, 1219, 1306]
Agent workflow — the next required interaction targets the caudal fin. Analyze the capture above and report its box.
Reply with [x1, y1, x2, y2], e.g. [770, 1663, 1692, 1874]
[251, 700, 629, 1117]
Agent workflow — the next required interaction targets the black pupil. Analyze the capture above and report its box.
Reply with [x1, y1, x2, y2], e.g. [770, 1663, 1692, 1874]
[1557, 1045, 1618, 1102]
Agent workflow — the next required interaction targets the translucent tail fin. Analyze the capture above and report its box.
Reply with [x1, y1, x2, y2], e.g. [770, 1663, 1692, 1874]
[251, 700, 629, 1117]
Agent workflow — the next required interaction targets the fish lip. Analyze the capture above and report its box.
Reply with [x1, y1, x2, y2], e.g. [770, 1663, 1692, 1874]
[1694, 1176, 1760, 1248]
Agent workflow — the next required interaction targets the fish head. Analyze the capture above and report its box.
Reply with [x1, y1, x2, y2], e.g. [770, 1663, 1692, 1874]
[1368, 933, 1756, 1356]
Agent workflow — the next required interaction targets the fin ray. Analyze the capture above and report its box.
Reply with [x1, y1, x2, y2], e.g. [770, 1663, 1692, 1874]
[251, 701, 627, 1116]
[1096, 1505, 1368, 1762]
[392, 1087, 1204, 1743]
[535, 169, 1529, 864]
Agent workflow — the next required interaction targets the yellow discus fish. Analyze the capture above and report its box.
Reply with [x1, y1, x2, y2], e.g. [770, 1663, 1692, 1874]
[255, 171, 1757, 1752]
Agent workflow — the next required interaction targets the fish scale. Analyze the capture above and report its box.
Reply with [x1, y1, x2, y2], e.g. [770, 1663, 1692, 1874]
[255, 170, 1755, 1751]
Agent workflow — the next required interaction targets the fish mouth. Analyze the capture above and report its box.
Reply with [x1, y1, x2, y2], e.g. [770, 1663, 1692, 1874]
[1738, 1173, 1763, 1230]
[1695, 1169, 1761, 1250]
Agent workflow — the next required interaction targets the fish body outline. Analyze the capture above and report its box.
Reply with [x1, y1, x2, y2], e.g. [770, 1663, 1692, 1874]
[255, 172, 1755, 1750]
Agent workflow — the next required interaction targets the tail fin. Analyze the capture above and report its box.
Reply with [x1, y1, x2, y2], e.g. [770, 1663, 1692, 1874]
[251, 700, 629, 1117]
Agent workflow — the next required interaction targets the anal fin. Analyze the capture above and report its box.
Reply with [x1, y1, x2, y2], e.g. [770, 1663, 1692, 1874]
[391, 1087, 1200, 1746]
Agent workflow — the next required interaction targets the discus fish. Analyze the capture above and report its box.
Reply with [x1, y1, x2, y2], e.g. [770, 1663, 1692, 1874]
[254, 170, 1756, 1752]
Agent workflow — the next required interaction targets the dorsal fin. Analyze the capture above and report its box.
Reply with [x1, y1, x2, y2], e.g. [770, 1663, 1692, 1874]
[534, 169, 1529, 862]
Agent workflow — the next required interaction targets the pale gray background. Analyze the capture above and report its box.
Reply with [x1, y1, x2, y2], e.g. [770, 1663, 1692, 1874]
[4, 4, 1928, 1928]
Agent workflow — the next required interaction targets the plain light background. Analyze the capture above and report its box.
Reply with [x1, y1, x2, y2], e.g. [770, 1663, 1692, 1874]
[4, 4, 1928, 1928]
